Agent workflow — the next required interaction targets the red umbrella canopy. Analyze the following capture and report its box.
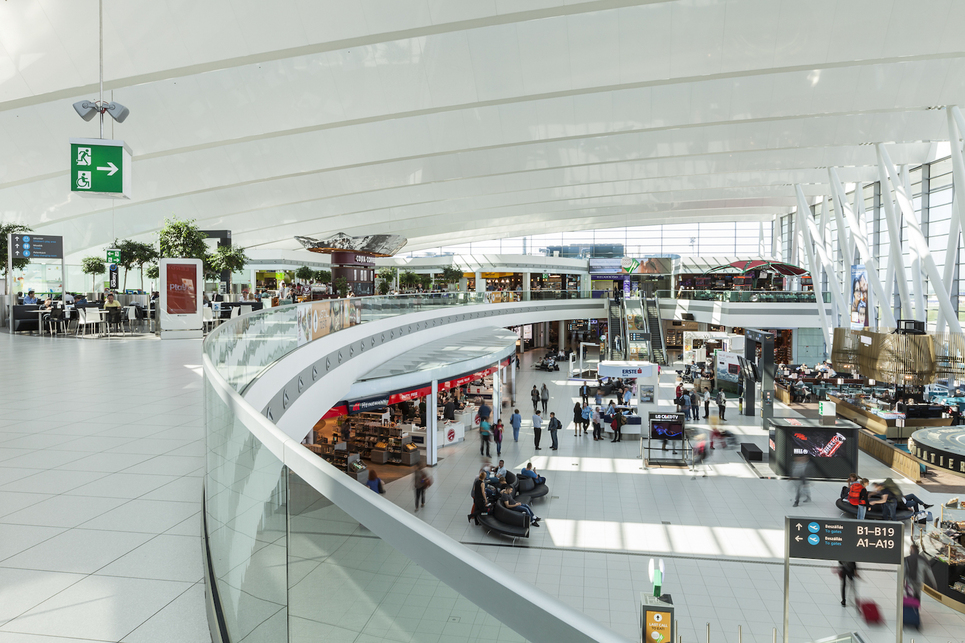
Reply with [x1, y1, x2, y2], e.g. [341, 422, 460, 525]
[708, 260, 808, 276]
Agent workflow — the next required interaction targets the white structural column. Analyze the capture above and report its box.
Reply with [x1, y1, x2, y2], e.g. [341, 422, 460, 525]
[522, 271, 531, 299]
[940, 106, 965, 332]
[795, 185, 834, 348]
[493, 370, 501, 424]
[818, 195, 844, 326]
[879, 144, 962, 333]
[876, 144, 913, 320]
[772, 215, 781, 261]
[759, 221, 766, 256]
[827, 169, 854, 272]
[902, 165, 926, 321]
[475, 270, 485, 294]
[829, 168, 894, 328]
[427, 380, 438, 467]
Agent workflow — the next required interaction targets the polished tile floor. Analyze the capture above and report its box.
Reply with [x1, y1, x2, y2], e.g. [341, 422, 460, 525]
[5, 327, 965, 643]
[0, 332, 209, 643]
[381, 349, 965, 643]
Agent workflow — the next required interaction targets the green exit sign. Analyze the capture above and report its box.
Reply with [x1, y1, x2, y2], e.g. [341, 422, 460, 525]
[106, 248, 121, 263]
[69, 138, 132, 199]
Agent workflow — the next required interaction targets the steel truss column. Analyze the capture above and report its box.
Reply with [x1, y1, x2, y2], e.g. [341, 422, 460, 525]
[795, 186, 835, 348]
[941, 106, 965, 332]
[828, 170, 854, 281]
[902, 165, 926, 321]
[878, 144, 962, 333]
[876, 144, 914, 320]
[829, 169, 894, 328]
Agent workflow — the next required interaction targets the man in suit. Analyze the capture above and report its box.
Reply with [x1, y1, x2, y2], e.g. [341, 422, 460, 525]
[580, 383, 590, 405]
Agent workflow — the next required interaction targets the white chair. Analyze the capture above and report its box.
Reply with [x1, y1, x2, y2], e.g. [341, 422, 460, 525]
[76, 308, 103, 337]
[203, 306, 218, 332]
[230, 306, 240, 319]
[240, 305, 253, 316]
[124, 306, 139, 335]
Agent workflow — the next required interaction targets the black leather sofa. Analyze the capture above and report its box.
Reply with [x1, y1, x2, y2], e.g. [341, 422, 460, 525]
[835, 498, 915, 521]
[478, 501, 530, 540]
[12, 305, 40, 332]
[517, 476, 549, 500]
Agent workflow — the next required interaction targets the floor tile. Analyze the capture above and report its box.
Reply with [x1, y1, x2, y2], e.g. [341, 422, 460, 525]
[1, 528, 154, 574]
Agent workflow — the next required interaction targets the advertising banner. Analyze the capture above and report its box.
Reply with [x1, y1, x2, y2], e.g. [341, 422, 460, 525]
[850, 265, 869, 329]
[791, 429, 849, 458]
[590, 257, 673, 276]
[347, 395, 391, 415]
[296, 302, 312, 346]
[715, 350, 741, 393]
[165, 263, 198, 314]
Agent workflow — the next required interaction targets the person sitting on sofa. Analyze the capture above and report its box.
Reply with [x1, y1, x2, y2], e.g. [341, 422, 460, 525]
[519, 462, 545, 485]
[501, 485, 540, 527]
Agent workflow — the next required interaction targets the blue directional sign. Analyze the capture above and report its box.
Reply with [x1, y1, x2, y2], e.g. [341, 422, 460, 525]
[9, 234, 63, 260]
[787, 517, 902, 564]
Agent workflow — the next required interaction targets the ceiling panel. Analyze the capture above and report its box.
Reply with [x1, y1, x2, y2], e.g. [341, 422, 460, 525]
[0, 0, 962, 262]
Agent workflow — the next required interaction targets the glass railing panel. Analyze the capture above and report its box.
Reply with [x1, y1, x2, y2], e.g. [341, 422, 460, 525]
[287, 470, 529, 643]
[657, 289, 827, 303]
[204, 377, 289, 643]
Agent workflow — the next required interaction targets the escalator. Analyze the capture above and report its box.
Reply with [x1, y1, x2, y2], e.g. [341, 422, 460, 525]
[645, 297, 668, 365]
[607, 299, 626, 360]
[623, 298, 650, 361]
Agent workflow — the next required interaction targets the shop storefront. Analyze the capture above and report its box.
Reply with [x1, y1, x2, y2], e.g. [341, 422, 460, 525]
[589, 257, 673, 297]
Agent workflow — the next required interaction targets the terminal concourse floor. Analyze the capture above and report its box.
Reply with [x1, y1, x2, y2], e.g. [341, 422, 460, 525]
[381, 348, 965, 643]
[0, 332, 208, 643]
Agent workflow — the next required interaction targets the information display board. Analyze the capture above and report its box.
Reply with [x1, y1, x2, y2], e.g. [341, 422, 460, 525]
[9, 233, 63, 260]
[786, 516, 903, 565]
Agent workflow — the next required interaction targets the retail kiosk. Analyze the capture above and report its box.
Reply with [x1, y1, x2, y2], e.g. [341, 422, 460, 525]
[597, 360, 661, 436]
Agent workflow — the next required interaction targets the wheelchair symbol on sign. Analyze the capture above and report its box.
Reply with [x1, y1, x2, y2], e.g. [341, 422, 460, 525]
[77, 147, 91, 166]
[76, 171, 91, 190]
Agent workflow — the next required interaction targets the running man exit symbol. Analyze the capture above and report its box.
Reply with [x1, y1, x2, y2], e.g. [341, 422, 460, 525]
[76, 147, 91, 165]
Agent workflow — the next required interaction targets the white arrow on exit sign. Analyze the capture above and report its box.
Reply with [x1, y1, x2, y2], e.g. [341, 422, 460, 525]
[96, 162, 118, 176]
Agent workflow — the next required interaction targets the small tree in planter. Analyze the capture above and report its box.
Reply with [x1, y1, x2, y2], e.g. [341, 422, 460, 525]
[208, 245, 249, 295]
[377, 266, 397, 291]
[0, 223, 31, 298]
[334, 276, 349, 298]
[313, 269, 331, 285]
[441, 266, 462, 291]
[296, 266, 315, 285]
[377, 280, 391, 295]
[81, 257, 107, 293]
[418, 274, 433, 291]
[145, 264, 160, 282]
[400, 270, 418, 291]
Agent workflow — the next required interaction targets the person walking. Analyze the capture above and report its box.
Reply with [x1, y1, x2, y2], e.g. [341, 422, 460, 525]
[580, 383, 590, 405]
[592, 406, 603, 440]
[572, 401, 583, 437]
[414, 465, 431, 511]
[611, 409, 625, 442]
[690, 389, 700, 421]
[479, 418, 492, 457]
[493, 420, 504, 456]
[581, 402, 591, 436]
[532, 410, 543, 450]
[468, 471, 487, 525]
[791, 454, 811, 507]
[509, 408, 522, 442]
[681, 390, 692, 422]
[594, 388, 603, 407]
[837, 561, 857, 606]
[531, 385, 540, 413]
[540, 384, 550, 414]
[904, 543, 936, 602]
[716, 389, 726, 420]
[548, 412, 561, 450]
[703, 387, 711, 419]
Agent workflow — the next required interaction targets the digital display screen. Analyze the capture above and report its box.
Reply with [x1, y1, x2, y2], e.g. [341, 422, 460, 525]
[165, 263, 197, 314]
[651, 422, 684, 440]
[791, 430, 848, 458]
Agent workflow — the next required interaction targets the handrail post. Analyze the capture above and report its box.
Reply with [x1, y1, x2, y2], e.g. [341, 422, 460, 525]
[706, 622, 710, 643]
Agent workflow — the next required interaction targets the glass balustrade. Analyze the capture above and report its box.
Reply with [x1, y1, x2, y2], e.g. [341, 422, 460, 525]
[658, 289, 831, 303]
[202, 289, 623, 643]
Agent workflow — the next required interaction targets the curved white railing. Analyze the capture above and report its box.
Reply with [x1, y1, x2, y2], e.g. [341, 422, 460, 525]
[202, 292, 630, 643]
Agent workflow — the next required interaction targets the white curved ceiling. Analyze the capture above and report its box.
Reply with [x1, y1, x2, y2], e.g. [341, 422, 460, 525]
[1, 0, 963, 262]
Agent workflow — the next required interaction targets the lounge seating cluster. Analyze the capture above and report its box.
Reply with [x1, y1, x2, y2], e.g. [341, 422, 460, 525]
[474, 470, 550, 542]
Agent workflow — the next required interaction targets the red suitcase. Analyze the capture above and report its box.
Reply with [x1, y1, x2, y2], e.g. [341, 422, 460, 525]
[858, 599, 883, 625]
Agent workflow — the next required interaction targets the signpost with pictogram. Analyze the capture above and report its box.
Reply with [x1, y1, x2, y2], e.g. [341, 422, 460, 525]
[69, 138, 132, 199]
[7, 233, 67, 326]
